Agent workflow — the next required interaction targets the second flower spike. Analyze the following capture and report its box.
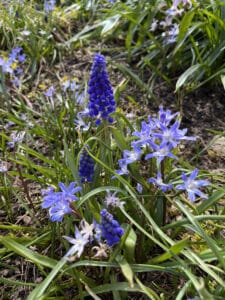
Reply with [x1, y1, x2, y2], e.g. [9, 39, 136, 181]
[78, 148, 95, 183]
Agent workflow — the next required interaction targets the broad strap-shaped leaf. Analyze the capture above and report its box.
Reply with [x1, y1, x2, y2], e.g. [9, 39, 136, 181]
[148, 238, 189, 264]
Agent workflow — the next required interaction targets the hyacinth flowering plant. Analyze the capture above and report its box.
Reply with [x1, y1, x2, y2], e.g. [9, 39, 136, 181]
[1, 1, 225, 298]
[16, 52, 217, 300]
[1, 50, 217, 300]
[39, 54, 211, 263]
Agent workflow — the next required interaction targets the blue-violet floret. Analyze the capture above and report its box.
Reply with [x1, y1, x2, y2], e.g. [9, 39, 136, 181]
[42, 182, 82, 222]
[175, 168, 210, 202]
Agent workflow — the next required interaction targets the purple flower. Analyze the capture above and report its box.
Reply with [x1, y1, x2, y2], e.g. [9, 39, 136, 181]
[93, 220, 102, 242]
[100, 209, 124, 246]
[18, 53, 26, 63]
[114, 149, 141, 179]
[11, 77, 20, 87]
[165, 0, 184, 17]
[41, 187, 59, 209]
[0, 57, 13, 74]
[150, 18, 159, 31]
[122, 149, 141, 165]
[104, 190, 125, 208]
[70, 81, 77, 91]
[74, 90, 85, 105]
[63, 226, 89, 257]
[182, 0, 192, 8]
[15, 67, 23, 75]
[49, 200, 72, 222]
[64, 79, 76, 91]
[88, 54, 116, 125]
[148, 172, 172, 192]
[136, 183, 143, 194]
[157, 106, 179, 126]
[145, 141, 177, 165]
[78, 148, 95, 183]
[44, 0, 56, 12]
[4, 121, 15, 129]
[166, 23, 180, 44]
[0, 161, 8, 173]
[153, 120, 196, 147]
[58, 182, 82, 201]
[115, 159, 129, 176]
[132, 117, 156, 150]
[0, 47, 26, 88]
[176, 169, 210, 202]
[74, 109, 90, 131]
[43, 86, 54, 97]
[166, 8, 184, 17]
[62, 79, 70, 92]
[41, 182, 82, 222]
[7, 131, 25, 149]
[160, 16, 173, 29]
[8, 47, 22, 62]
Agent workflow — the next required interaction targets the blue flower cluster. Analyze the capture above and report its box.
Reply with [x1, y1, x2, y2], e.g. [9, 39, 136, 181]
[88, 54, 116, 125]
[115, 106, 210, 201]
[0, 47, 26, 87]
[78, 148, 95, 183]
[100, 209, 124, 246]
[116, 106, 195, 175]
[41, 182, 82, 222]
[150, 0, 192, 44]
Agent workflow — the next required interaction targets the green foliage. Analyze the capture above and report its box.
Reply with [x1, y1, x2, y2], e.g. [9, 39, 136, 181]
[67, 0, 225, 93]
[0, 1, 225, 300]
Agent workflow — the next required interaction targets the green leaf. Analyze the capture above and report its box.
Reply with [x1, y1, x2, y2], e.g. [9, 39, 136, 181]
[114, 63, 148, 91]
[197, 185, 225, 213]
[116, 255, 134, 288]
[64, 260, 172, 273]
[0, 237, 57, 269]
[221, 74, 225, 90]
[177, 10, 195, 43]
[175, 200, 225, 277]
[81, 282, 143, 298]
[78, 186, 127, 208]
[148, 239, 188, 264]
[135, 276, 160, 300]
[124, 226, 137, 263]
[101, 14, 121, 36]
[175, 64, 202, 91]
[111, 128, 128, 150]
[0, 276, 37, 287]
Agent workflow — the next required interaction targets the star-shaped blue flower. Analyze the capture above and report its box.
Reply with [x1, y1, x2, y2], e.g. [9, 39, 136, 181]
[176, 169, 210, 202]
